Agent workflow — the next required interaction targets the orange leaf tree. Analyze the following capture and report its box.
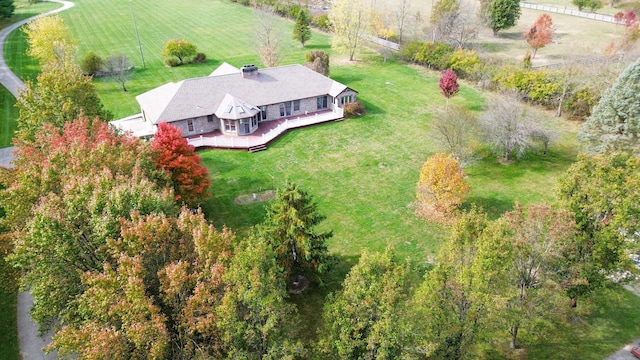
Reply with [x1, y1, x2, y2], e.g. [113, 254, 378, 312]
[151, 122, 212, 207]
[416, 153, 470, 220]
[523, 13, 554, 58]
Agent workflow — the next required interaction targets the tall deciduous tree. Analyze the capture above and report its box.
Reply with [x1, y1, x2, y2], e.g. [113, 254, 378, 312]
[330, 0, 370, 61]
[2, 117, 175, 330]
[577, 57, 640, 155]
[216, 237, 304, 358]
[51, 255, 170, 359]
[16, 61, 111, 144]
[439, 69, 459, 109]
[481, 204, 574, 349]
[23, 14, 73, 68]
[320, 248, 410, 359]
[151, 122, 211, 207]
[162, 39, 197, 65]
[255, 6, 283, 67]
[556, 153, 640, 307]
[416, 152, 470, 220]
[479, 95, 538, 161]
[484, 0, 521, 36]
[293, 9, 312, 47]
[414, 207, 488, 359]
[259, 182, 331, 281]
[524, 13, 554, 58]
[431, 0, 460, 42]
[430, 105, 479, 164]
[104, 54, 133, 92]
[49, 209, 235, 358]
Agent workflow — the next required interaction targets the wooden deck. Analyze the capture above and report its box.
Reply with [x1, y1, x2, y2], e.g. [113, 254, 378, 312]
[186, 108, 343, 151]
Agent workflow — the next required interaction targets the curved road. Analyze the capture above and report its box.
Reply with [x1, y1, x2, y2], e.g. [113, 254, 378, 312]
[0, 2, 75, 359]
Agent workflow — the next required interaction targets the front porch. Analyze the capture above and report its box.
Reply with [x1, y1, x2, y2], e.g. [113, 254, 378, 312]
[186, 108, 343, 151]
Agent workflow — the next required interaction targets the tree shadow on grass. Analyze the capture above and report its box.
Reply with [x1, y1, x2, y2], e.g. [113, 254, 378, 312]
[461, 196, 515, 219]
[304, 44, 331, 51]
[288, 254, 360, 344]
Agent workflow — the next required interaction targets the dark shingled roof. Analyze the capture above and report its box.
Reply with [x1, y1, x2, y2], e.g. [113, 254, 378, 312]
[137, 64, 350, 124]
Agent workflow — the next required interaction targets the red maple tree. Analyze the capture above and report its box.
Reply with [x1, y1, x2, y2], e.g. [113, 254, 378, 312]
[523, 13, 554, 58]
[151, 122, 211, 207]
[439, 69, 459, 110]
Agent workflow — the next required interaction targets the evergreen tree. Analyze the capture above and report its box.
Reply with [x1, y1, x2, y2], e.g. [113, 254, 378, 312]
[259, 182, 331, 281]
[577, 57, 640, 155]
[293, 9, 312, 47]
[0, 0, 14, 19]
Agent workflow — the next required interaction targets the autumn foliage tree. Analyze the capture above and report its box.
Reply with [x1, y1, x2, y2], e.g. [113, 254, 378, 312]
[2, 117, 177, 330]
[524, 13, 554, 58]
[151, 122, 211, 207]
[416, 153, 470, 222]
[439, 69, 459, 110]
[162, 39, 197, 65]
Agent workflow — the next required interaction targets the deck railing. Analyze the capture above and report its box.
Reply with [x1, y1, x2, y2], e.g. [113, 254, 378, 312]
[187, 108, 343, 149]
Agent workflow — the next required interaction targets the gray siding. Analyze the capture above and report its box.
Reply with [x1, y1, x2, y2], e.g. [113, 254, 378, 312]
[172, 115, 219, 137]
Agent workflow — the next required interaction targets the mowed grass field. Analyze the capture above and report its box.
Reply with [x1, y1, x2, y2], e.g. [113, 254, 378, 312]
[2, 0, 640, 357]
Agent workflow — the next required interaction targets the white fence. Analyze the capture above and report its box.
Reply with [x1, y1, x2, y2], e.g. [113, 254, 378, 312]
[363, 35, 401, 51]
[520, 2, 616, 23]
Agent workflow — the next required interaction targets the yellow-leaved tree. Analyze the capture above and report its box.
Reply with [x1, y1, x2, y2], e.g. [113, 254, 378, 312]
[23, 15, 74, 68]
[416, 153, 470, 222]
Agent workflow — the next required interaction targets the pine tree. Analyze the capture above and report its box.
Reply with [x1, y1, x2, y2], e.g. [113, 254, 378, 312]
[259, 182, 331, 281]
[293, 9, 312, 47]
[577, 57, 640, 155]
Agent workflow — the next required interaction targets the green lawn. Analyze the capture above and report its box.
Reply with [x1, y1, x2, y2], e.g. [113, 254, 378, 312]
[0, 285, 18, 360]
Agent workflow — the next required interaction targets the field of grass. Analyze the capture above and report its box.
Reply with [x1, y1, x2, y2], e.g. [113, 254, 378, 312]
[0, 285, 19, 360]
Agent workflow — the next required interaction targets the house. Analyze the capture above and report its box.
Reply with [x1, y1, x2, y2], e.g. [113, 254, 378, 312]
[110, 63, 358, 149]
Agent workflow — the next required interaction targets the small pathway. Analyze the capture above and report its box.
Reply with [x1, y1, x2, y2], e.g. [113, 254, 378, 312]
[0, 2, 75, 359]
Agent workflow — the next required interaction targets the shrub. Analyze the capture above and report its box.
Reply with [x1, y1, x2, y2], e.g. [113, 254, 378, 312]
[448, 49, 481, 78]
[81, 51, 103, 76]
[305, 50, 329, 75]
[192, 52, 207, 63]
[312, 14, 330, 31]
[400, 41, 454, 70]
[493, 66, 561, 106]
[164, 57, 180, 67]
[343, 101, 365, 118]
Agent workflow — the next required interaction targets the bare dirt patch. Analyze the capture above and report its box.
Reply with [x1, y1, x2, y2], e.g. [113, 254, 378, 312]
[234, 190, 276, 204]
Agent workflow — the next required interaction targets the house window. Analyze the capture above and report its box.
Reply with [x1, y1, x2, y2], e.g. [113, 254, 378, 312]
[207, 115, 214, 122]
[341, 95, 353, 105]
[223, 119, 236, 132]
[187, 119, 194, 132]
[260, 106, 267, 121]
[293, 100, 300, 111]
[252, 114, 259, 127]
[317, 96, 328, 110]
[279, 102, 292, 117]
